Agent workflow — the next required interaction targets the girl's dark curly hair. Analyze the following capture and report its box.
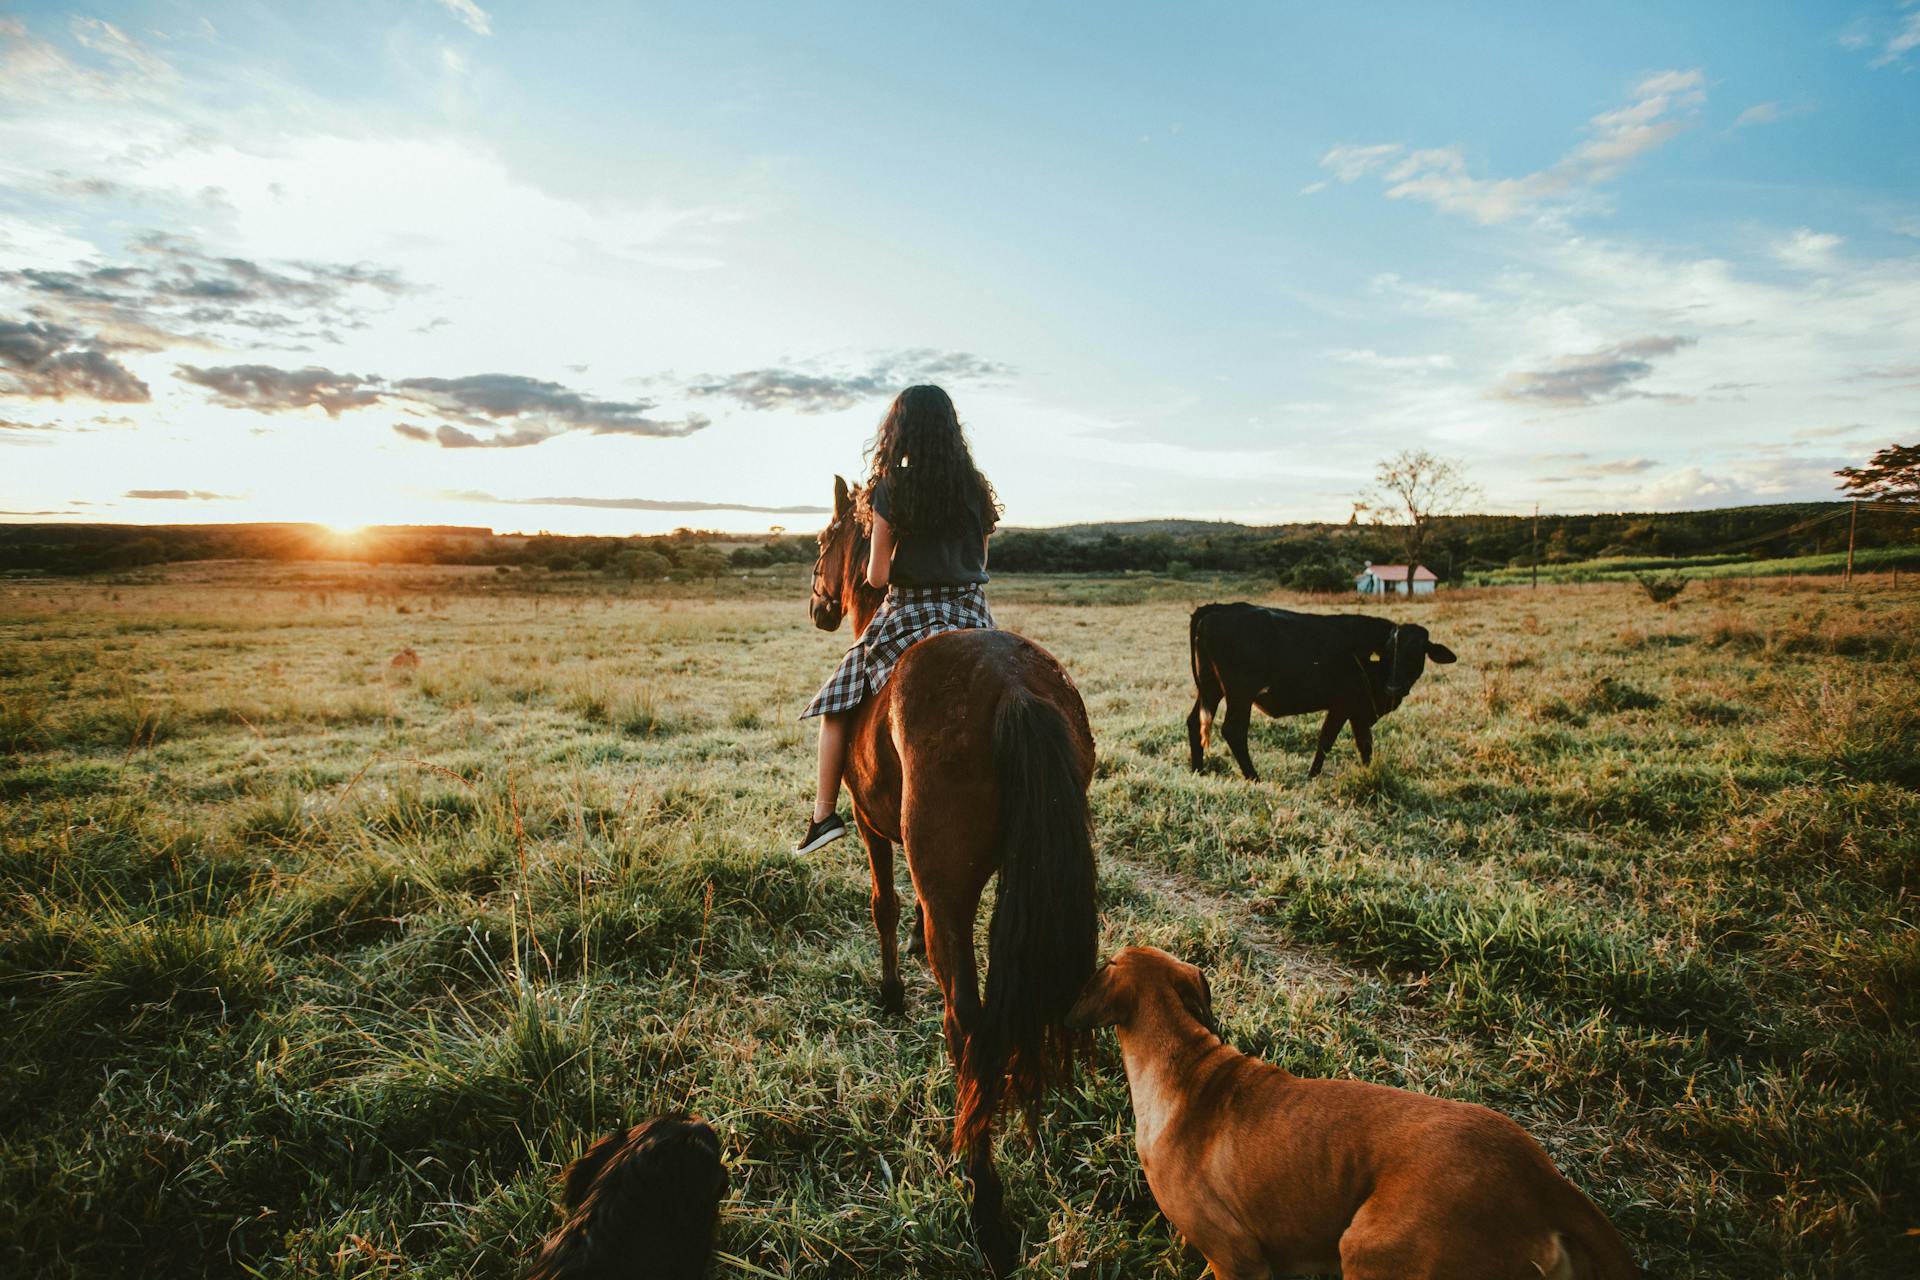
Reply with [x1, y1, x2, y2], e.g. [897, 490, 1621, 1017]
[863, 385, 1001, 536]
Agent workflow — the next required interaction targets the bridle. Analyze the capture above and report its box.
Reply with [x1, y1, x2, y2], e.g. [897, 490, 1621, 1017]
[809, 509, 870, 629]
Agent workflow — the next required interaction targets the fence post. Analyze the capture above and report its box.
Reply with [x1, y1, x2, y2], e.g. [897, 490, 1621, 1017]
[1531, 503, 1539, 591]
[1845, 500, 1858, 587]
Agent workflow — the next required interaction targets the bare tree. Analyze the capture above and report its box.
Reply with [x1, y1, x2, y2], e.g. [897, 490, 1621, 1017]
[1367, 450, 1476, 594]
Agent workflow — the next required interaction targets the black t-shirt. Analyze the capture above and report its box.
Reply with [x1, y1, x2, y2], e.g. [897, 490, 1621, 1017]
[870, 473, 991, 587]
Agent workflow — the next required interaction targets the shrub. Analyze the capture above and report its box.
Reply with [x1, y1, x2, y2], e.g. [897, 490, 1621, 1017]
[1287, 557, 1355, 593]
[1636, 571, 1690, 604]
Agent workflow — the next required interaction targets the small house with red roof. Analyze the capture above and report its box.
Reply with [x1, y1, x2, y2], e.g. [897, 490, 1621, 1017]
[1356, 561, 1437, 596]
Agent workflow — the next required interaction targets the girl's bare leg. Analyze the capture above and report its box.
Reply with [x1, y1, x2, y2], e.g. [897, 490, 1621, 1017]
[814, 712, 848, 822]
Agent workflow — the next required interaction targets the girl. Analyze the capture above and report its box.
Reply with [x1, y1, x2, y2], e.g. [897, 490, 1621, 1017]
[795, 384, 1000, 852]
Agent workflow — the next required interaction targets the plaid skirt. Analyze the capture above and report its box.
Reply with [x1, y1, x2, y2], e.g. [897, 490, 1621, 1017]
[801, 583, 995, 718]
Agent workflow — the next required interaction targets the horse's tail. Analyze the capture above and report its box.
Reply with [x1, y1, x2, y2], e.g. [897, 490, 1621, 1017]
[956, 690, 1098, 1155]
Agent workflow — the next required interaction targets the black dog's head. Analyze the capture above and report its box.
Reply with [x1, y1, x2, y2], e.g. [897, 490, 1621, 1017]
[522, 1113, 728, 1280]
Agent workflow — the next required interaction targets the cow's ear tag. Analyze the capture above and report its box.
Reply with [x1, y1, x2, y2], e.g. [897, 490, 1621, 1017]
[1369, 654, 1381, 663]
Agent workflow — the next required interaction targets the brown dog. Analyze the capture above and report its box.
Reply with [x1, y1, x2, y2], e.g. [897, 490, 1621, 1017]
[521, 1114, 728, 1280]
[1068, 948, 1639, 1280]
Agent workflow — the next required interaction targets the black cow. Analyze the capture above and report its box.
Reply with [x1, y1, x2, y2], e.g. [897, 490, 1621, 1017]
[1187, 602, 1457, 781]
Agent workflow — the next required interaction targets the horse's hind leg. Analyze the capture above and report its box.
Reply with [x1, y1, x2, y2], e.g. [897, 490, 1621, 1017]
[967, 1140, 1015, 1276]
[854, 815, 903, 1014]
[922, 898, 982, 1089]
[922, 891, 1015, 1274]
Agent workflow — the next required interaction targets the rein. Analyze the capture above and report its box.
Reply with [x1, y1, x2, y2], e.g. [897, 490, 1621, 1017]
[811, 509, 876, 628]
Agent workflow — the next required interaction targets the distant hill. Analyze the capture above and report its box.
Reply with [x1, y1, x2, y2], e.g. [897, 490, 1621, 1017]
[1003, 518, 1311, 539]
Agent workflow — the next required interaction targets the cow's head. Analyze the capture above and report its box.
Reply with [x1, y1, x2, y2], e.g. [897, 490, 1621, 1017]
[1381, 622, 1457, 708]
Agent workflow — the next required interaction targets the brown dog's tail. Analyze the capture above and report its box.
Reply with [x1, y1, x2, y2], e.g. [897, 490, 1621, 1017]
[956, 691, 1098, 1155]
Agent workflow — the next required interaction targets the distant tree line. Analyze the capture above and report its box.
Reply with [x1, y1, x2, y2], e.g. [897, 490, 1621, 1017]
[0, 501, 1909, 581]
[0, 523, 818, 579]
[991, 502, 1910, 584]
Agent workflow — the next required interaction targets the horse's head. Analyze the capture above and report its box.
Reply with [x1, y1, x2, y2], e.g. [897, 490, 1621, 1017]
[810, 475, 879, 633]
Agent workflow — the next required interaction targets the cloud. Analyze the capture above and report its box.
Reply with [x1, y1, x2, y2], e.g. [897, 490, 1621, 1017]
[124, 488, 241, 500]
[435, 0, 493, 36]
[392, 373, 708, 441]
[412, 422, 566, 449]
[1773, 228, 1844, 270]
[1319, 69, 1705, 224]
[0, 318, 150, 401]
[176, 364, 383, 416]
[444, 489, 830, 515]
[687, 368, 894, 413]
[0, 14, 175, 108]
[1318, 143, 1404, 183]
[69, 18, 173, 81]
[1793, 423, 1878, 441]
[1535, 457, 1659, 482]
[1632, 466, 1732, 507]
[1870, 9, 1920, 67]
[2, 234, 410, 349]
[1495, 335, 1696, 407]
[173, 363, 708, 445]
[1851, 360, 1920, 381]
[687, 349, 1014, 413]
[1732, 102, 1783, 129]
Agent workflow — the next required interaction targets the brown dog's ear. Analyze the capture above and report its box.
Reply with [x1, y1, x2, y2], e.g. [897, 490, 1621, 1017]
[833, 475, 851, 514]
[561, 1126, 628, 1211]
[1180, 966, 1220, 1037]
[1065, 960, 1128, 1029]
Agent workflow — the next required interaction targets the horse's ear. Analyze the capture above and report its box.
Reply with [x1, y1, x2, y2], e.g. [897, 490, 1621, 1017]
[833, 475, 851, 514]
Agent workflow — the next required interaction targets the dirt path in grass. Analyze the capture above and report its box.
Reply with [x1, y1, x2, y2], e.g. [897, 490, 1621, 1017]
[1101, 850, 1453, 1052]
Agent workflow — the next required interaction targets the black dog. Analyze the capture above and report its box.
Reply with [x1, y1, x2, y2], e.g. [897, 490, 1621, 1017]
[522, 1114, 728, 1280]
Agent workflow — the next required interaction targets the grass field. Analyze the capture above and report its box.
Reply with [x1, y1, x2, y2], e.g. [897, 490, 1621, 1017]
[2, 563, 1916, 1278]
[1471, 543, 1920, 587]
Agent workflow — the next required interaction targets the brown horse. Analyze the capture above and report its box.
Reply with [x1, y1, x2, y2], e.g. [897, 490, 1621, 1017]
[809, 475, 1099, 1275]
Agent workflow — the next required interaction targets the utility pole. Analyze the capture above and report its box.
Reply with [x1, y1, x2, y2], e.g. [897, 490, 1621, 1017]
[1845, 500, 1858, 587]
[1531, 503, 1540, 591]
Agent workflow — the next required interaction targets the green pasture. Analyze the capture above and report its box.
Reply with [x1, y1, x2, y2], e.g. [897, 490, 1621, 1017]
[1, 567, 1914, 1277]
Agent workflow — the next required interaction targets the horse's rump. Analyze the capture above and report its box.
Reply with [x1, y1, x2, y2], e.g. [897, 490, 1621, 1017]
[885, 629, 1092, 768]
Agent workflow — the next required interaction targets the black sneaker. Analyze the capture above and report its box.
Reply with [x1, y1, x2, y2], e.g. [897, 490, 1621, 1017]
[795, 812, 848, 854]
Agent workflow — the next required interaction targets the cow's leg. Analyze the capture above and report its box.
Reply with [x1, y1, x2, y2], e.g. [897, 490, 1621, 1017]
[1186, 696, 1216, 772]
[1352, 716, 1375, 766]
[1189, 662, 1223, 773]
[1223, 697, 1259, 781]
[1308, 709, 1346, 779]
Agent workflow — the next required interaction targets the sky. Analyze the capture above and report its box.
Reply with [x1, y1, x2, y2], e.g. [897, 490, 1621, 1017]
[2, 2, 1918, 536]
